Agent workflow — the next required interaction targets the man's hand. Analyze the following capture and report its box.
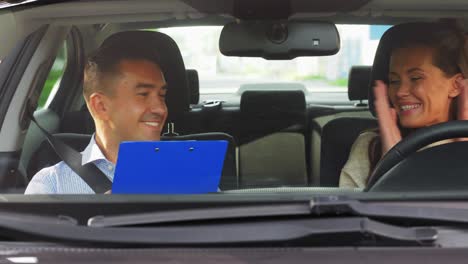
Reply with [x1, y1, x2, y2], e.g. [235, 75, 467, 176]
[374, 80, 402, 157]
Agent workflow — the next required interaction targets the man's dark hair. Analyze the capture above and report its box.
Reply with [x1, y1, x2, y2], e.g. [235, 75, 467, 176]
[83, 33, 163, 101]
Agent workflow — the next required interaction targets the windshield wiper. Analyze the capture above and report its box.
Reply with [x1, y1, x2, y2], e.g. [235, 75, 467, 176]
[2, 215, 439, 246]
[88, 196, 468, 228]
[0, 201, 444, 246]
[88, 203, 312, 227]
[311, 196, 468, 224]
[7, 197, 468, 246]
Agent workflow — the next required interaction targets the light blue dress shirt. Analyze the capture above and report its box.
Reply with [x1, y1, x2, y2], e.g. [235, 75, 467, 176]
[25, 136, 114, 194]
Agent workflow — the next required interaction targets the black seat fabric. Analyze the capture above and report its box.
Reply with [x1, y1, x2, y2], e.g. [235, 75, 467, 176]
[238, 90, 308, 188]
[348, 65, 372, 102]
[186, 69, 199, 105]
[239, 90, 307, 145]
[60, 105, 95, 134]
[319, 65, 375, 187]
[28, 132, 239, 191]
[319, 117, 377, 187]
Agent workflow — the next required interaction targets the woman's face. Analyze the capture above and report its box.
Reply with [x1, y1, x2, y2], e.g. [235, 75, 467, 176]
[388, 46, 461, 128]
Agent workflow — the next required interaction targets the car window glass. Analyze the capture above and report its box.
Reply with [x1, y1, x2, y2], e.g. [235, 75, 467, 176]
[37, 41, 67, 109]
[158, 25, 390, 96]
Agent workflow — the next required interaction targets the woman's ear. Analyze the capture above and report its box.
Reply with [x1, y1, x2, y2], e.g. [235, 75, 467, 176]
[449, 73, 465, 98]
[88, 92, 111, 121]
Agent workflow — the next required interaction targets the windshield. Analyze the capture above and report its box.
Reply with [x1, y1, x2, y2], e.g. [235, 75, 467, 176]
[158, 25, 387, 94]
[1, 1, 468, 246]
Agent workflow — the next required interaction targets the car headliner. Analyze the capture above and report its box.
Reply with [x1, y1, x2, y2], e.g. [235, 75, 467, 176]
[0, 0, 467, 58]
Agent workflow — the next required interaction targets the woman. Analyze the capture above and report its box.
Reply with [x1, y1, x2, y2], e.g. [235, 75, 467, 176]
[339, 21, 468, 188]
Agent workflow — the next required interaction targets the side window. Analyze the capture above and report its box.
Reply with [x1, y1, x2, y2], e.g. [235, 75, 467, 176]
[37, 42, 68, 109]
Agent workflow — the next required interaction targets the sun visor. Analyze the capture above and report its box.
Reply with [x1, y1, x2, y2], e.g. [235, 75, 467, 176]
[182, 0, 371, 20]
[219, 21, 340, 60]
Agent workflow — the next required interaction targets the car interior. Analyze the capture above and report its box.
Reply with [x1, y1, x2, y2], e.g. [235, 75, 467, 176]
[0, 0, 467, 194]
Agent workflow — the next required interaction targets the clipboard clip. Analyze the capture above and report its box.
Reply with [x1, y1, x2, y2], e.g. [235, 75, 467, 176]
[163, 122, 180, 137]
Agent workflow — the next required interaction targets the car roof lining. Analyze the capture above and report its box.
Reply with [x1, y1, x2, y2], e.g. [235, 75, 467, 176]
[8, 0, 468, 28]
[2, 0, 467, 58]
[180, 0, 372, 19]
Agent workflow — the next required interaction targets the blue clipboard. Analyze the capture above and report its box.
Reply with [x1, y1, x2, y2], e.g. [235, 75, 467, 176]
[112, 140, 228, 194]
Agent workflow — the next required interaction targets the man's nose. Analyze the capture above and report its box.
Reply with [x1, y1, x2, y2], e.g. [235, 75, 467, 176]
[149, 95, 167, 115]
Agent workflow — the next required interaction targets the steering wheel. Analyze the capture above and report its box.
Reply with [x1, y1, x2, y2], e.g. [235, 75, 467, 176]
[365, 120, 468, 192]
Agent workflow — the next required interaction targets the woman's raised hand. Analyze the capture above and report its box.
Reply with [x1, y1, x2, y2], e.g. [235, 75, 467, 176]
[374, 80, 402, 156]
[457, 77, 468, 120]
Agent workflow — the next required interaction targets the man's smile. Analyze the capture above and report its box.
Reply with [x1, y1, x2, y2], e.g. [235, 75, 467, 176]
[143, 121, 161, 127]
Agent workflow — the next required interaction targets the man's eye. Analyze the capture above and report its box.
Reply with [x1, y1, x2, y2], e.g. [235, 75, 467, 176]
[137, 92, 149, 97]
[410, 76, 422, 82]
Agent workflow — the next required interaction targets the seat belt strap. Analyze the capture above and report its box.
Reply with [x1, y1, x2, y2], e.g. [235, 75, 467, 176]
[28, 111, 112, 194]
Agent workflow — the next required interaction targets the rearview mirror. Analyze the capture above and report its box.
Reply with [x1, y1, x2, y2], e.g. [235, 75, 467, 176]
[219, 21, 340, 60]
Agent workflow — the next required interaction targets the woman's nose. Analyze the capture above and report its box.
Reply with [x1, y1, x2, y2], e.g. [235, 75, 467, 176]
[396, 82, 411, 97]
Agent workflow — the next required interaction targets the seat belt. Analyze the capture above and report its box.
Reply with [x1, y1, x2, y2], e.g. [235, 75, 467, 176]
[28, 111, 112, 194]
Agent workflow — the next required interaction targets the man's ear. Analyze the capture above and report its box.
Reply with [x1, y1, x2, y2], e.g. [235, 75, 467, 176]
[449, 73, 464, 98]
[88, 92, 111, 121]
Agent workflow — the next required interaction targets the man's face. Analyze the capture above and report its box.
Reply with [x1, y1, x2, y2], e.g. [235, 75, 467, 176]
[105, 59, 168, 142]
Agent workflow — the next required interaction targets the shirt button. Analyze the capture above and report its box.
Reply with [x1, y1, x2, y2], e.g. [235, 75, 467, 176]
[107, 165, 114, 171]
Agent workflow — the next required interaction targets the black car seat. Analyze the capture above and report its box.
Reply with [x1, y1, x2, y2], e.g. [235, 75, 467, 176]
[319, 66, 377, 187]
[28, 31, 239, 190]
[186, 69, 199, 105]
[238, 90, 308, 188]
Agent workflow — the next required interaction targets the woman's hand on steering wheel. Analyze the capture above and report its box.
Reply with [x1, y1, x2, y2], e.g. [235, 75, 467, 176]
[374, 80, 402, 156]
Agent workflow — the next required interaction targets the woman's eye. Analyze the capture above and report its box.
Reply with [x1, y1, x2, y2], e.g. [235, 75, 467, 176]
[410, 76, 422, 82]
[137, 92, 149, 97]
[389, 80, 400, 86]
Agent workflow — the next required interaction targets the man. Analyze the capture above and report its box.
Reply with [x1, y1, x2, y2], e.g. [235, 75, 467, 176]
[25, 36, 168, 194]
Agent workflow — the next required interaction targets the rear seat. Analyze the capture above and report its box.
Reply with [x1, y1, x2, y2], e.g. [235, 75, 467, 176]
[238, 90, 308, 188]
[319, 65, 377, 187]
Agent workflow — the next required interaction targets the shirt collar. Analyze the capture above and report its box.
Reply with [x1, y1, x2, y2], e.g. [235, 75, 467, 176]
[81, 134, 110, 165]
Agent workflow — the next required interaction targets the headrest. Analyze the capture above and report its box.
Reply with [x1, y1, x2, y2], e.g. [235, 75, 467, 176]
[368, 22, 455, 116]
[238, 83, 307, 94]
[348, 65, 371, 101]
[99, 31, 189, 119]
[186, 69, 199, 104]
[240, 90, 306, 117]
